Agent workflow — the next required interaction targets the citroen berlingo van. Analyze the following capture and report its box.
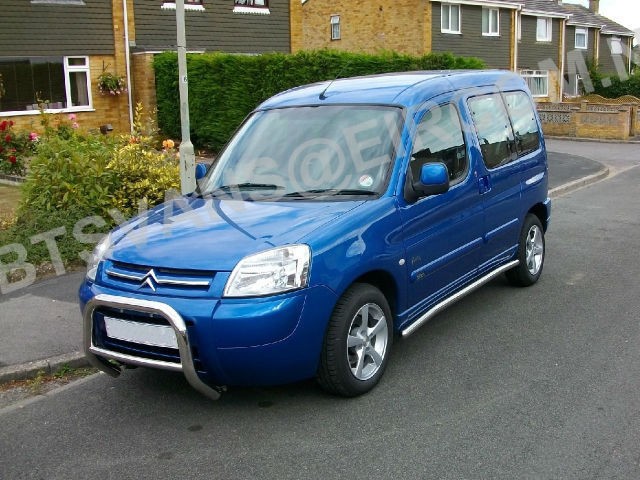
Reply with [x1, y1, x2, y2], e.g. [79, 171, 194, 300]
[80, 70, 550, 399]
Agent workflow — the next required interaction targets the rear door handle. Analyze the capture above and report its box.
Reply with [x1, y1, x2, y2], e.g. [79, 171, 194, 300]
[478, 175, 491, 194]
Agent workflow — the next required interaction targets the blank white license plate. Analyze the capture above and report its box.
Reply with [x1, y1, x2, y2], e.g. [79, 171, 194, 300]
[104, 316, 179, 349]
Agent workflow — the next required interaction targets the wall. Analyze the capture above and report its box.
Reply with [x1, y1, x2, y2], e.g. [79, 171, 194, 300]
[301, 0, 430, 56]
[537, 101, 634, 140]
[564, 24, 596, 96]
[290, 0, 303, 53]
[431, 2, 512, 69]
[598, 33, 631, 76]
[0, 0, 114, 56]
[133, 0, 290, 53]
[518, 15, 561, 71]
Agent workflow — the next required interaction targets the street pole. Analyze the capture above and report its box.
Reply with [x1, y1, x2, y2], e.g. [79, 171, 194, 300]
[176, 0, 196, 194]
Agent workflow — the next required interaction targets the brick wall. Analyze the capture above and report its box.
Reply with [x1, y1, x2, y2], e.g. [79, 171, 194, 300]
[538, 101, 634, 140]
[131, 53, 158, 126]
[290, 0, 303, 52]
[301, 0, 431, 56]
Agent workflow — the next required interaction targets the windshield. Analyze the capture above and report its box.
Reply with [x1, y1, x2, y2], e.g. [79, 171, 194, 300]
[199, 105, 403, 200]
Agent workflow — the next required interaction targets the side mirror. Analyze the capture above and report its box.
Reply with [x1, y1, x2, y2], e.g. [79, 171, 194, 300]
[195, 163, 208, 180]
[414, 162, 449, 196]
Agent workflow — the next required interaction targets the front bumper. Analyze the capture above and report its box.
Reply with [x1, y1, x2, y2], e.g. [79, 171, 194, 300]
[80, 282, 338, 398]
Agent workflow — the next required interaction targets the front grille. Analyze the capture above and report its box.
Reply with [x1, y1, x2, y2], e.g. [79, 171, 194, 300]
[101, 260, 216, 298]
[92, 307, 204, 371]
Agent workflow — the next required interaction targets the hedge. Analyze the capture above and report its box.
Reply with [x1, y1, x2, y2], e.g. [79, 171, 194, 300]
[154, 50, 485, 151]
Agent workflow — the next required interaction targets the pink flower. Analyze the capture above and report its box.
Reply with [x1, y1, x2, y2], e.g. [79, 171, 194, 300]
[68, 114, 77, 121]
[71, 122, 79, 129]
[29, 132, 39, 142]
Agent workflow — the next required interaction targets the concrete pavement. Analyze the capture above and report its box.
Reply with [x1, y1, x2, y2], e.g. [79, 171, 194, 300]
[0, 144, 617, 383]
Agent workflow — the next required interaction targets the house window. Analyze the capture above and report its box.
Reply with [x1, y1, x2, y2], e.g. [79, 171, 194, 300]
[233, 0, 270, 14]
[441, 4, 461, 34]
[610, 36, 623, 55]
[520, 70, 549, 97]
[0, 56, 92, 114]
[482, 8, 499, 36]
[330, 15, 341, 41]
[536, 17, 552, 42]
[517, 14, 522, 41]
[575, 28, 588, 49]
[161, 0, 205, 12]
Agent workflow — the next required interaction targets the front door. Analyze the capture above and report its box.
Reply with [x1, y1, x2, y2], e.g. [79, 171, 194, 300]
[398, 98, 483, 319]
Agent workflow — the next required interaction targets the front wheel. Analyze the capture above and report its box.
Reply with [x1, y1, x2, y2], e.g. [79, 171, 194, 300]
[506, 213, 545, 287]
[317, 283, 393, 397]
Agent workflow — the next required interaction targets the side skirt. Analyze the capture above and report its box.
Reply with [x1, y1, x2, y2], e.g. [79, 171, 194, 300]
[400, 260, 519, 337]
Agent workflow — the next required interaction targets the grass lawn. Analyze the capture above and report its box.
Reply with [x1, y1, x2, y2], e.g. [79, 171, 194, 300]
[0, 184, 22, 220]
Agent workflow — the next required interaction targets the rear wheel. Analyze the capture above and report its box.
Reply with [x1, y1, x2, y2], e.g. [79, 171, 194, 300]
[317, 283, 392, 397]
[506, 213, 545, 287]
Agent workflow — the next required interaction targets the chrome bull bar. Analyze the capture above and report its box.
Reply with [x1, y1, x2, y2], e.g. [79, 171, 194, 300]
[83, 293, 221, 400]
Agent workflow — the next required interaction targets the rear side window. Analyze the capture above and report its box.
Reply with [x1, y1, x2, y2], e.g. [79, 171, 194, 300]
[503, 91, 541, 155]
[410, 103, 468, 184]
[468, 94, 515, 169]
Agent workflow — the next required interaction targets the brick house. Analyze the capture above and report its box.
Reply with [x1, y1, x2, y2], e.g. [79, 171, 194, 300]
[298, 0, 635, 102]
[0, 0, 300, 134]
[0, 0, 131, 133]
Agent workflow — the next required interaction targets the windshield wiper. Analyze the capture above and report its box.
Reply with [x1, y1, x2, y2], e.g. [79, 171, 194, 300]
[282, 189, 378, 198]
[206, 183, 285, 197]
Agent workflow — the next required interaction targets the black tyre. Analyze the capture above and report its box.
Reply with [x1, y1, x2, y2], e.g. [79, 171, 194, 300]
[317, 283, 393, 397]
[506, 213, 545, 287]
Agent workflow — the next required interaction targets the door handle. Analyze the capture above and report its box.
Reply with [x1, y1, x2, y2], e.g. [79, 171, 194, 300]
[478, 175, 491, 194]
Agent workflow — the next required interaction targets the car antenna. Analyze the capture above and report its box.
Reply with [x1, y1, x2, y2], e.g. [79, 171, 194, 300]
[319, 62, 351, 100]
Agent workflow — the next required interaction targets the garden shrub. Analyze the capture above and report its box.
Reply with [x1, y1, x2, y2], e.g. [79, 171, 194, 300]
[154, 50, 485, 151]
[107, 141, 180, 217]
[589, 64, 640, 98]
[19, 134, 118, 218]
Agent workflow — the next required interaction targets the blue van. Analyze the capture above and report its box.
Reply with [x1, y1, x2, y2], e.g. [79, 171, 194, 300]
[80, 71, 550, 399]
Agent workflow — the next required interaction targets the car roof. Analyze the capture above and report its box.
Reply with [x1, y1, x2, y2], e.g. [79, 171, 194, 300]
[258, 70, 527, 110]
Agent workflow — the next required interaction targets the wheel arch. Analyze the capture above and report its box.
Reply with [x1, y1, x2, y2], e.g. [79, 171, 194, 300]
[528, 202, 549, 232]
[348, 270, 399, 328]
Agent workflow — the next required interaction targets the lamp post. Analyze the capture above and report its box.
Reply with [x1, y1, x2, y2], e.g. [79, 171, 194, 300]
[176, 0, 196, 194]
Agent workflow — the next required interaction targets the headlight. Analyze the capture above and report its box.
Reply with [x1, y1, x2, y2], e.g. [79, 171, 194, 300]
[224, 245, 311, 297]
[86, 233, 113, 282]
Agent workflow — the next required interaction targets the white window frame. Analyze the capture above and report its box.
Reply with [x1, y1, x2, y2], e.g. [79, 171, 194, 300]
[441, 4, 461, 34]
[482, 8, 499, 37]
[233, 0, 270, 15]
[161, 1, 206, 12]
[610, 36, 623, 55]
[536, 17, 552, 42]
[63, 56, 93, 111]
[517, 14, 522, 41]
[330, 15, 341, 41]
[575, 28, 588, 49]
[520, 70, 549, 98]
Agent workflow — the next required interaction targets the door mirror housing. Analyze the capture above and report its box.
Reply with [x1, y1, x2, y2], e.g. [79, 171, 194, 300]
[406, 162, 450, 202]
[195, 163, 208, 180]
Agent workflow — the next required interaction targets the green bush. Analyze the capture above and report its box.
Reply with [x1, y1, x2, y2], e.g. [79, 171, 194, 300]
[2, 117, 181, 272]
[154, 50, 485, 151]
[20, 134, 118, 218]
[107, 141, 180, 217]
[589, 64, 640, 98]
